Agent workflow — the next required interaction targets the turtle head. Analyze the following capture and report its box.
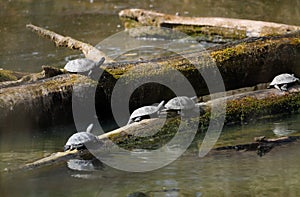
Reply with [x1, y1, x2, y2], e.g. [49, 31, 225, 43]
[157, 100, 165, 111]
[190, 96, 198, 102]
[96, 57, 105, 67]
[64, 145, 71, 151]
[86, 123, 94, 133]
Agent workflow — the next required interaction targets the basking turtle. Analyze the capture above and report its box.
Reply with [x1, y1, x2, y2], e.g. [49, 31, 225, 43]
[64, 57, 105, 77]
[64, 123, 99, 151]
[163, 96, 198, 116]
[268, 73, 299, 91]
[127, 101, 165, 125]
[165, 96, 197, 111]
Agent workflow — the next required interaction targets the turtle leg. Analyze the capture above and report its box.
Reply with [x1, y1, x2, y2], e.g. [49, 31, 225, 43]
[87, 70, 93, 77]
[280, 84, 288, 91]
[274, 84, 281, 91]
[127, 119, 134, 125]
[134, 117, 142, 122]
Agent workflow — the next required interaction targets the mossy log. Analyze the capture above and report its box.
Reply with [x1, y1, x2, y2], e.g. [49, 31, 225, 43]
[1, 28, 300, 128]
[0, 69, 28, 82]
[0, 74, 100, 128]
[20, 85, 300, 170]
[119, 9, 300, 41]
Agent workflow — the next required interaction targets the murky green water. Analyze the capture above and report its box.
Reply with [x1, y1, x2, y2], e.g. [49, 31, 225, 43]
[1, 114, 300, 196]
[1, 0, 300, 196]
[1, 0, 300, 72]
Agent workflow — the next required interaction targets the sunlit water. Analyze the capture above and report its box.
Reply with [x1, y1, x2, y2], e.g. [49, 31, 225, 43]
[1, 114, 300, 196]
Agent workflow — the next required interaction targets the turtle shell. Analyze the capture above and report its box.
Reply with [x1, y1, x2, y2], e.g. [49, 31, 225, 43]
[269, 73, 299, 86]
[165, 96, 196, 110]
[64, 58, 99, 73]
[130, 106, 159, 120]
[127, 101, 165, 124]
[64, 132, 98, 151]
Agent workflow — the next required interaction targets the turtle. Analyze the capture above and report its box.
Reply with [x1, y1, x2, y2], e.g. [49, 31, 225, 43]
[163, 96, 198, 116]
[64, 123, 99, 151]
[127, 100, 165, 125]
[267, 73, 299, 91]
[64, 57, 105, 78]
[165, 96, 197, 111]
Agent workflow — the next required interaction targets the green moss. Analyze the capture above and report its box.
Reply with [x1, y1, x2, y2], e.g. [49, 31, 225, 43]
[210, 43, 248, 62]
[291, 38, 300, 45]
[172, 25, 247, 40]
[210, 35, 300, 64]
[225, 93, 300, 124]
[94, 90, 300, 150]
[0, 70, 18, 82]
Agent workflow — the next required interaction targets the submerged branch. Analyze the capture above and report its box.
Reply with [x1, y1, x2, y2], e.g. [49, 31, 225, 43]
[26, 24, 114, 63]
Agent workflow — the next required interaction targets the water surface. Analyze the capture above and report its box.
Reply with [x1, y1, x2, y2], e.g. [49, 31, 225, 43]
[1, 114, 300, 196]
[1, 0, 300, 72]
[1, 0, 300, 196]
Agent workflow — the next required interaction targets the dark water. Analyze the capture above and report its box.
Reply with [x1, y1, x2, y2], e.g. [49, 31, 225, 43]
[1, 114, 300, 196]
[1, 0, 300, 196]
[1, 0, 300, 72]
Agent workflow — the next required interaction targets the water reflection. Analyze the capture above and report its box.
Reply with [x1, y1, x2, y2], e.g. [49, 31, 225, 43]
[67, 158, 104, 180]
[67, 158, 103, 172]
[1, 114, 300, 196]
[272, 122, 297, 137]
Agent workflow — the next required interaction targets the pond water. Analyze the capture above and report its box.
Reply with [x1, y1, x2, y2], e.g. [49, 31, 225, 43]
[1, 114, 300, 196]
[1, 0, 300, 196]
[1, 0, 300, 72]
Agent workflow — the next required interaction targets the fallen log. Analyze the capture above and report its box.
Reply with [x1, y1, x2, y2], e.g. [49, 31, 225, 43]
[1, 27, 299, 128]
[0, 74, 102, 128]
[19, 85, 300, 170]
[119, 9, 300, 41]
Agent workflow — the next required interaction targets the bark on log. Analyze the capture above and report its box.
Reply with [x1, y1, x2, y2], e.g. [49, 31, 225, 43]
[119, 9, 300, 41]
[0, 74, 100, 128]
[1, 29, 300, 128]
[19, 85, 300, 170]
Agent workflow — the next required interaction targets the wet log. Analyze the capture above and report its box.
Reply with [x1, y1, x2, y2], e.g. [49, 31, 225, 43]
[1, 29, 300, 128]
[119, 9, 300, 41]
[19, 85, 300, 170]
[0, 74, 100, 128]
[26, 24, 114, 63]
[0, 69, 28, 82]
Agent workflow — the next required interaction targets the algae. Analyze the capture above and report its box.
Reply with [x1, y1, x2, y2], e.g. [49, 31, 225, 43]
[0, 70, 18, 82]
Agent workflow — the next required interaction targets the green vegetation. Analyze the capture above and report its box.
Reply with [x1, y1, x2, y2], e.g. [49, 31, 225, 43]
[0, 70, 18, 82]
